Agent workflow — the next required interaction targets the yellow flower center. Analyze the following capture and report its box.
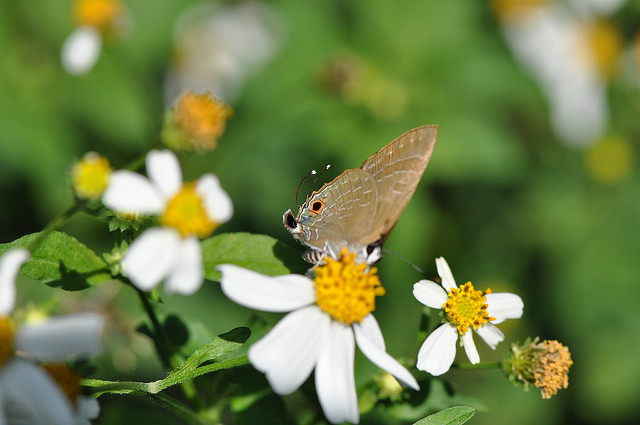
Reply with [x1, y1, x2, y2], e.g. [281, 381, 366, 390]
[163, 92, 233, 152]
[159, 182, 218, 238]
[533, 340, 573, 399]
[314, 249, 385, 325]
[73, 0, 121, 32]
[0, 316, 16, 368]
[585, 19, 622, 80]
[72, 153, 112, 200]
[42, 364, 82, 407]
[443, 282, 495, 334]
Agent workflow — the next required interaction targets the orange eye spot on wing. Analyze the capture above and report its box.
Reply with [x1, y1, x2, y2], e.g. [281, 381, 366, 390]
[309, 199, 325, 216]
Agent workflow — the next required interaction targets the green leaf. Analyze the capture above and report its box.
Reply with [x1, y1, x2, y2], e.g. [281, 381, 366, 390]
[413, 406, 476, 425]
[0, 231, 111, 290]
[202, 232, 308, 282]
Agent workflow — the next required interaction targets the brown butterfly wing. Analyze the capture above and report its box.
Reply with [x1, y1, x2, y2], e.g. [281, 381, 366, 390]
[359, 125, 438, 245]
[297, 169, 378, 250]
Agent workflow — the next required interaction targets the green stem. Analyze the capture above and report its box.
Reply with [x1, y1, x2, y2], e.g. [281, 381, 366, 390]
[146, 393, 210, 425]
[27, 203, 82, 252]
[452, 361, 501, 370]
[82, 356, 249, 395]
[133, 287, 203, 410]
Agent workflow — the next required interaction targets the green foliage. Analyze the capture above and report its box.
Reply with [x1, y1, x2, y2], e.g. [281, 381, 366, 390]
[412, 406, 476, 425]
[202, 232, 308, 281]
[0, 231, 111, 290]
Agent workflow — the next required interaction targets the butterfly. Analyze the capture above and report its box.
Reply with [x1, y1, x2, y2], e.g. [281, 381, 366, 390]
[283, 125, 438, 264]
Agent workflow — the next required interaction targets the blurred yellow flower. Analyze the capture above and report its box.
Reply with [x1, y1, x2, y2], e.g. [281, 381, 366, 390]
[73, 0, 122, 33]
[584, 135, 633, 184]
[72, 152, 113, 200]
[162, 92, 233, 152]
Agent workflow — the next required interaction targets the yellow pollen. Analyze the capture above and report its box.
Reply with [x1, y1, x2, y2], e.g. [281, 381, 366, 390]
[0, 317, 16, 368]
[72, 153, 112, 200]
[42, 364, 83, 407]
[533, 340, 573, 399]
[159, 182, 218, 238]
[163, 92, 233, 152]
[73, 0, 121, 32]
[314, 249, 385, 325]
[443, 282, 495, 335]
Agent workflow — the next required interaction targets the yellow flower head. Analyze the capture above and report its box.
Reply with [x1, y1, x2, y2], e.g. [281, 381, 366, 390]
[72, 152, 112, 200]
[162, 92, 233, 152]
[73, 0, 122, 33]
[314, 248, 385, 325]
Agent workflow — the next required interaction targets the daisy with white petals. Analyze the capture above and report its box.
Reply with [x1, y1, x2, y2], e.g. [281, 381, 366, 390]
[413, 257, 523, 376]
[0, 250, 105, 425]
[102, 150, 232, 295]
[219, 249, 419, 424]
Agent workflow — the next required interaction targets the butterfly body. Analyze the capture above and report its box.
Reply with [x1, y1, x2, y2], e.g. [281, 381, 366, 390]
[284, 125, 438, 264]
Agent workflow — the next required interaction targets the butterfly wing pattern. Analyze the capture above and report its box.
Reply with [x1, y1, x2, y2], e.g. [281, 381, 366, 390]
[283, 125, 438, 264]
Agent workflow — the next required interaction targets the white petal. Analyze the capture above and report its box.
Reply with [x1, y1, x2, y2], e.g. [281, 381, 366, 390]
[61, 26, 102, 75]
[218, 264, 315, 312]
[146, 150, 183, 200]
[354, 316, 419, 391]
[0, 249, 30, 315]
[435, 257, 457, 291]
[461, 330, 480, 364]
[76, 396, 100, 423]
[102, 171, 165, 214]
[122, 228, 180, 291]
[486, 293, 524, 324]
[197, 174, 233, 223]
[164, 237, 203, 295]
[413, 280, 448, 309]
[0, 359, 74, 425]
[475, 323, 504, 349]
[314, 321, 359, 424]
[15, 313, 104, 361]
[356, 314, 385, 351]
[416, 323, 458, 376]
[249, 306, 330, 395]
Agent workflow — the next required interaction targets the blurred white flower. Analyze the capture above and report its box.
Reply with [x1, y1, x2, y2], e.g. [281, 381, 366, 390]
[496, 0, 625, 147]
[61, 0, 129, 75]
[102, 150, 233, 294]
[219, 249, 418, 424]
[0, 311, 104, 425]
[413, 257, 523, 376]
[164, 1, 283, 105]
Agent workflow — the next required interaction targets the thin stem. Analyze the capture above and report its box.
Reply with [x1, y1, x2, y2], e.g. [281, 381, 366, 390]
[452, 361, 501, 370]
[146, 393, 210, 425]
[27, 203, 82, 252]
[133, 287, 203, 410]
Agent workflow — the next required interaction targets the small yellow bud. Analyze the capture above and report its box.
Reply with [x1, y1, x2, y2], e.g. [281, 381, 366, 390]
[72, 152, 112, 200]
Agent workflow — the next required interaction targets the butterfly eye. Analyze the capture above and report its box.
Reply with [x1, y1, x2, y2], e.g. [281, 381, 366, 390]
[283, 210, 298, 230]
[309, 199, 325, 215]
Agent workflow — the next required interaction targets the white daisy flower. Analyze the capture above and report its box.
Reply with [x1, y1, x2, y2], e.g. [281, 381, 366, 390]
[413, 257, 523, 376]
[102, 149, 232, 294]
[61, 26, 102, 75]
[0, 248, 104, 425]
[219, 249, 419, 424]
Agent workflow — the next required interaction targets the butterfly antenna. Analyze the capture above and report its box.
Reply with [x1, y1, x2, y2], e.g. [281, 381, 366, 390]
[307, 164, 331, 198]
[296, 169, 317, 205]
[381, 249, 439, 282]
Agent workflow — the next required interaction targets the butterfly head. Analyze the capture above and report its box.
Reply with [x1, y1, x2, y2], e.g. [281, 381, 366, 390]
[283, 209, 305, 240]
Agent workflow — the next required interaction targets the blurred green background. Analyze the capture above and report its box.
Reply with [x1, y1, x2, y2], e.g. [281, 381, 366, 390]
[2, 0, 640, 424]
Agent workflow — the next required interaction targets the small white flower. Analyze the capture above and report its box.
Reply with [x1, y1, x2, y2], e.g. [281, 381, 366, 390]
[218, 250, 418, 424]
[413, 257, 523, 376]
[0, 249, 30, 315]
[102, 150, 232, 294]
